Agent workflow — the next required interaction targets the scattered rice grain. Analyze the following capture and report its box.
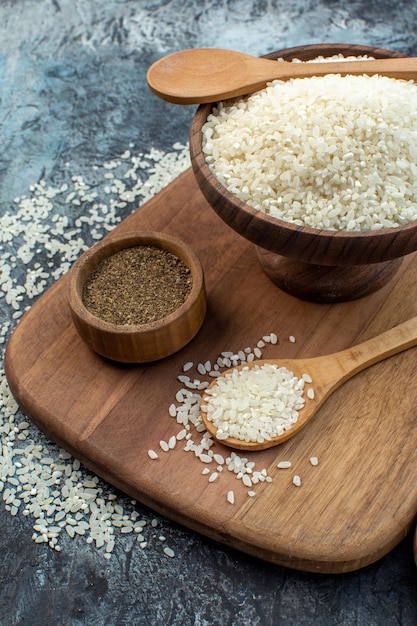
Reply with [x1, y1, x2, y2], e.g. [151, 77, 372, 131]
[163, 546, 175, 558]
[159, 440, 169, 452]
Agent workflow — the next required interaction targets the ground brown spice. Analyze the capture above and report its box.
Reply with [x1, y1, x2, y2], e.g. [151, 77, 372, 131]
[82, 245, 193, 325]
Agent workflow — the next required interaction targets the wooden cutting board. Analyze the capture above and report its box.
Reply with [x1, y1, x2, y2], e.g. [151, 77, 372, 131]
[5, 168, 417, 573]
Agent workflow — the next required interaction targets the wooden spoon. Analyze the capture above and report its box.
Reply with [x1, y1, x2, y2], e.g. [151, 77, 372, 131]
[146, 48, 417, 104]
[200, 316, 417, 451]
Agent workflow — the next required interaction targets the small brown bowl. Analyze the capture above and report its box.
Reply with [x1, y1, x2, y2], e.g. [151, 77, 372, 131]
[190, 43, 417, 302]
[67, 232, 207, 363]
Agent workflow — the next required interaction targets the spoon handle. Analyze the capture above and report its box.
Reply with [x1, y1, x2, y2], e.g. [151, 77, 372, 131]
[322, 316, 417, 388]
[274, 57, 417, 83]
[147, 49, 417, 104]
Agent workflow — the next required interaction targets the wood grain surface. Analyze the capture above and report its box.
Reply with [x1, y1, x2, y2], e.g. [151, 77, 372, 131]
[4, 168, 417, 573]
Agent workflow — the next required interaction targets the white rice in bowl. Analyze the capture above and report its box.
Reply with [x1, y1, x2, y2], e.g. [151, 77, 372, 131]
[202, 71, 417, 231]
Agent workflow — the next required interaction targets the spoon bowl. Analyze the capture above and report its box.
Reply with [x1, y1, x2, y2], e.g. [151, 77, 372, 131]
[147, 47, 417, 104]
[200, 316, 417, 450]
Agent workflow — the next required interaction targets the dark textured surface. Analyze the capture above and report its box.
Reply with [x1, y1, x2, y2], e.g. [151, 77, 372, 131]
[0, 1, 416, 625]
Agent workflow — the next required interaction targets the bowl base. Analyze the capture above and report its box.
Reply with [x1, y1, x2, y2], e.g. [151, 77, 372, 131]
[255, 247, 403, 303]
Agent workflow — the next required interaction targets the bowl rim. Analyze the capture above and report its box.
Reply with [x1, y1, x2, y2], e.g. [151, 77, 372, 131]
[67, 230, 205, 335]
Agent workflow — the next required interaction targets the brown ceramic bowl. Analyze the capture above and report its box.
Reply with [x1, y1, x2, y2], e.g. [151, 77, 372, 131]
[67, 232, 207, 363]
[190, 43, 417, 302]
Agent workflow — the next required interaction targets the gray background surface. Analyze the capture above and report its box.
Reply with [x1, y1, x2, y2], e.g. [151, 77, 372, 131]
[0, 1, 416, 625]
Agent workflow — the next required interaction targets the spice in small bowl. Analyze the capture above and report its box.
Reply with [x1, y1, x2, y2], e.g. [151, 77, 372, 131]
[67, 232, 207, 363]
[82, 244, 193, 326]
